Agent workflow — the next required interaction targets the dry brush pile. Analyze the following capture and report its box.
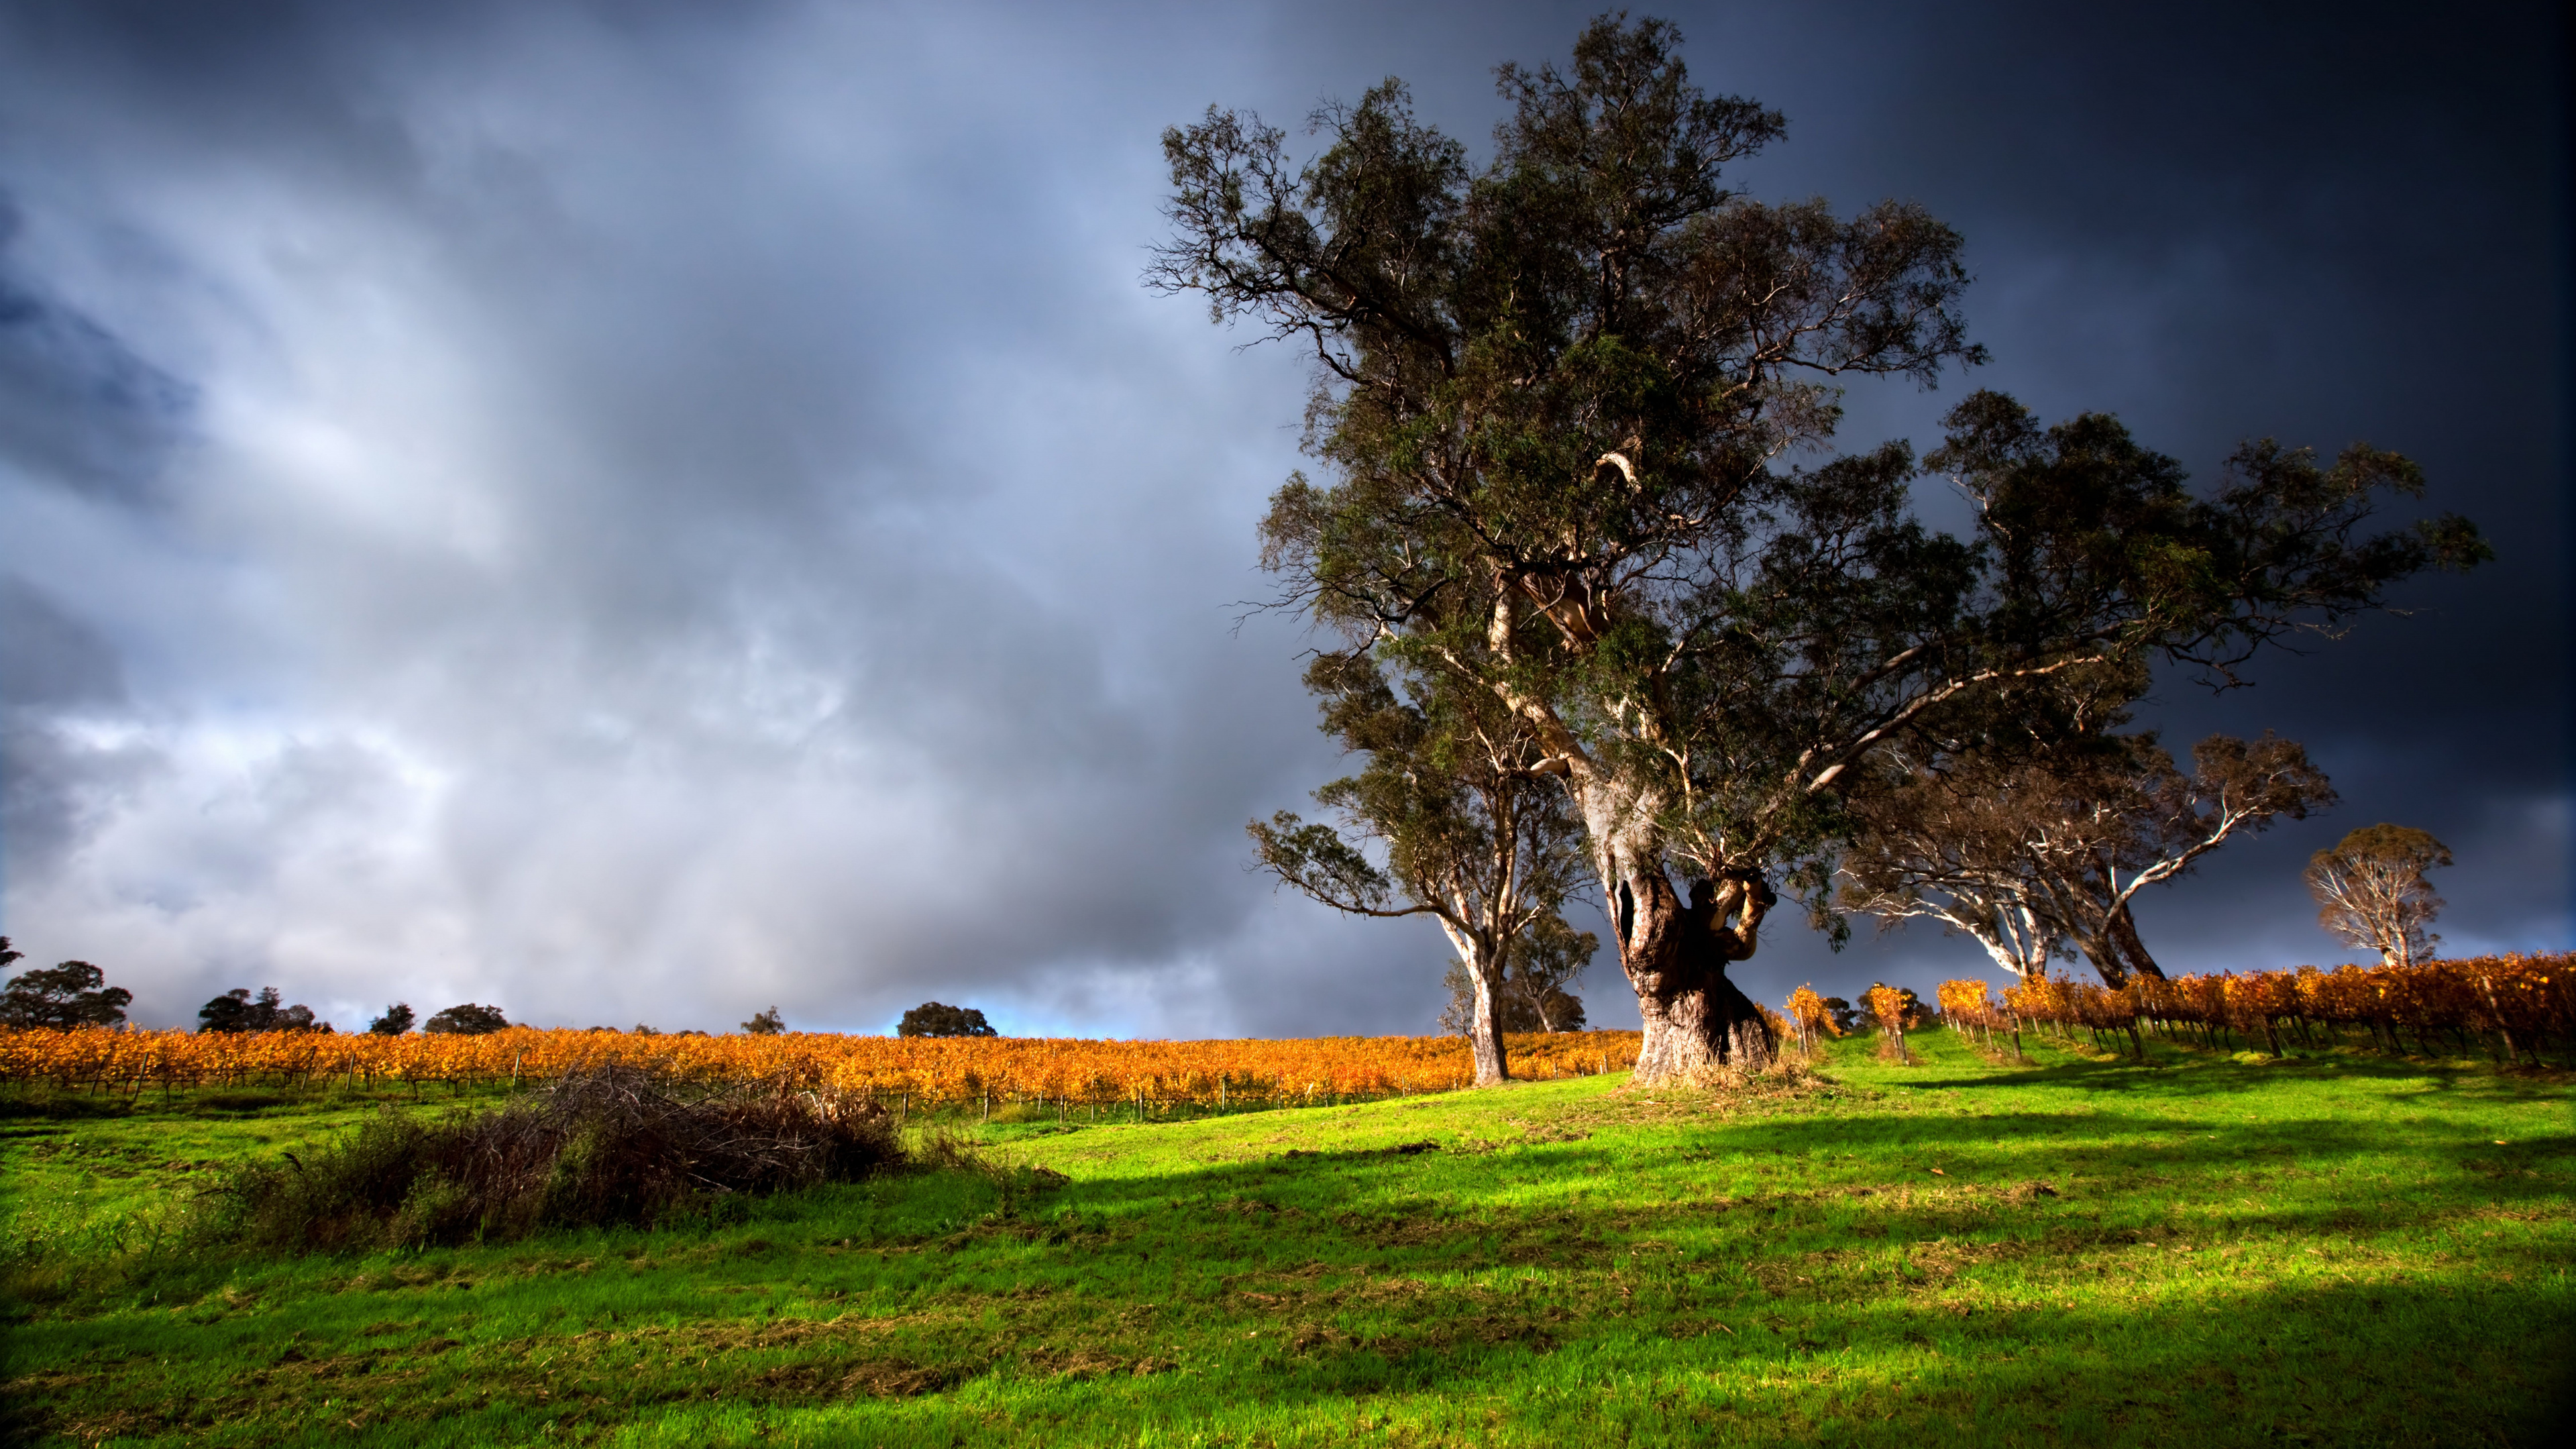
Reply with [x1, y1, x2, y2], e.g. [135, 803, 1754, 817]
[206, 1065, 905, 1251]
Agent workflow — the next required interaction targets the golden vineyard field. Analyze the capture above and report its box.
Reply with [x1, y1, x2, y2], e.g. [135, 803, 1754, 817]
[0, 1026, 1644, 1107]
[1943, 951, 2574, 1063]
[4, 954, 2566, 1103]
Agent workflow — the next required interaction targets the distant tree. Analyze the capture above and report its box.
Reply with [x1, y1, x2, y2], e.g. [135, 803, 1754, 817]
[198, 987, 321, 1034]
[742, 1006, 786, 1035]
[1822, 997, 1862, 1036]
[897, 1003, 996, 1038]
[368, 1003, 415, 1036]
[423, 1003, 512, 1035]
[1508, 914, 1595, 1032]
[1843, 699, 2335, 986]
[2307, 824, 2451, 967]
[0, 947, 133, 1029]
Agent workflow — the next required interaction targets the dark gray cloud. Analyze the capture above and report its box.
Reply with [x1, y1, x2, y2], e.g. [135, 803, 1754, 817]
[0, 576, 160, 885]
[0, 0, 2559, 1035]
[0, 195, 191, 504]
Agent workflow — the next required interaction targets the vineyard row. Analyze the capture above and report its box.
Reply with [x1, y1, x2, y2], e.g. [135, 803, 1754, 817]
[1939, 952, 2573, 1065]
[4, 953, 2563, 1104]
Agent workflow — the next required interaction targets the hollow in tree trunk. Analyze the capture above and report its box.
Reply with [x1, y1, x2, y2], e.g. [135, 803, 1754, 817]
[1613, 868, 1778, 1083]
[1575, 780, 1778, 1085]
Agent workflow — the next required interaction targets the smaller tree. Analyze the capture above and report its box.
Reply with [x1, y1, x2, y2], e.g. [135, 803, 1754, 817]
[368, 1003, 415, 1036]
[0, 949, 133, 1029]
[2307, 824, 2451, 967]
[1252, 654, 1589, 1087]
[423, 1002, 512, 1035]
[742, 1006, 786, 1035]
[199, 987, 321, 1033]
[897, 1002, 996, 1038]
[1508, 915, 1595, 1032]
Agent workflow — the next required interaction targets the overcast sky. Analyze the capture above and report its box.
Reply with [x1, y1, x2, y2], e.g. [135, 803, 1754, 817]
[0, 0, 2563, 1036]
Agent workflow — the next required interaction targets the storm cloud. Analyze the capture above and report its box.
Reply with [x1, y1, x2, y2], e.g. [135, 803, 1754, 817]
[0, 0, 2560, 1034]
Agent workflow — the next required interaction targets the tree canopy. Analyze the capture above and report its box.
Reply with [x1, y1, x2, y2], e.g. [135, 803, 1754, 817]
[2308, 824, 2452, 967]
[1841, 667, 2337, 986]
[0, 945, 133, 1030]
[423, 1003, 513, 1036]
[199, 987, 323, 1034]
[897, 1003, 997, 1038]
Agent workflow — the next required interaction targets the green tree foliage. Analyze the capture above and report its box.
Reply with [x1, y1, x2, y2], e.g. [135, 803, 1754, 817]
[742, 1007, 786, 1035]
[896, 1003, 996, 1038]
[199, 987, 323, 1034]
[1821, 996, 1861, 1036]
[423, 1003, 513, 1036]
[368, 1003, 416, 1036]
[0, 943, 133, 1029]
[1250, 652, 1589, 1085]
[1155, 15, 2484, 1082]
[2308, 824, 2453, 968]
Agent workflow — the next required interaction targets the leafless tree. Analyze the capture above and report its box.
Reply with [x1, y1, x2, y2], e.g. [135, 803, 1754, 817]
[2306, 824, 2450, 967]
[1845, 731, 2334, 986]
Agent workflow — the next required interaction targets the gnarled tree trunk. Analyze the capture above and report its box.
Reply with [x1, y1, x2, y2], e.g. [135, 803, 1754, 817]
[1582, 781, 1778, 1084]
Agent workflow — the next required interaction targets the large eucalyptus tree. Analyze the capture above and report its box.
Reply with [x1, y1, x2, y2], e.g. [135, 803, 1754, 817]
[1157, 16, 2486, 1081]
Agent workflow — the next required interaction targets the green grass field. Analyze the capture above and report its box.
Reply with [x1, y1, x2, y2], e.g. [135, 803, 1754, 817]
[3, 1028, 2570, 1446]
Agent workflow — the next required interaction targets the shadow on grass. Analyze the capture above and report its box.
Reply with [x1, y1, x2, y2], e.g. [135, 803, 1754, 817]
[11, 1238, 2565, 1448]
[8, 1051, 2572, 1447]
[0, 1093, 140, 1122]
[1854, 1030, 2571, 1096]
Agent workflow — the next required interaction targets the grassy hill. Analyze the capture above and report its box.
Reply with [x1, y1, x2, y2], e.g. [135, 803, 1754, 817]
[3, 1028, 2569, 1446]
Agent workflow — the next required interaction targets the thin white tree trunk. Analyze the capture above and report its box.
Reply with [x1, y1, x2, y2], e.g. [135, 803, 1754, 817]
[1438, 920, 1510, 1086]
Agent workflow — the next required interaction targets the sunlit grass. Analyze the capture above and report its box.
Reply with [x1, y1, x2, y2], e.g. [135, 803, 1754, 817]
[2, 1028, 2569, 1446]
